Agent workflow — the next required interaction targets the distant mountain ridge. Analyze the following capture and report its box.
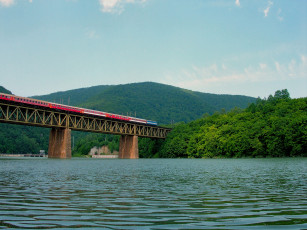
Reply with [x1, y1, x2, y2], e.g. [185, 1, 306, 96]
[32, 82, 256, 124]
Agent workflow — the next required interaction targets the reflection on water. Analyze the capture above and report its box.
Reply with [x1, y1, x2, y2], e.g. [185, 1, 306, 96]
[0, 158, 306, 229]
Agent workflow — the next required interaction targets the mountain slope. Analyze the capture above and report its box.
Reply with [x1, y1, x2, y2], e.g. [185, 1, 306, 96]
[34, 82, 256, 124]
[33, 85, 112, 106]
[79, 82, 216, 124]
[0, 86, 12, 94]
[193, 91, 258, 112]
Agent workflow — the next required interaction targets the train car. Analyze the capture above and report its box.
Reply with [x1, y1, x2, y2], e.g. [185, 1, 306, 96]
[0, 93, 49, 108]
[49, 102, 83, 113]
[0, 93, 158, 126]
[0, 93, 13, 101]
[130, 117, 147, 124]
[83, 109, 106, 117]
[147, 120, 158, 126]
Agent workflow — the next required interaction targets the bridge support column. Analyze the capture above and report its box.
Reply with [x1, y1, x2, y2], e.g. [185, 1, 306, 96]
[119, 135, 139, 159]
[48, 128, 71, 159]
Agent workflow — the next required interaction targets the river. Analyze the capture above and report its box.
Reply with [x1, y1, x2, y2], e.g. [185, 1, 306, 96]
[0, 158, 306, 229]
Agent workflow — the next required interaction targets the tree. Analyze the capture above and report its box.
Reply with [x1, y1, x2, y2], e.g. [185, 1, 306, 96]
[274, 89, 290, 100]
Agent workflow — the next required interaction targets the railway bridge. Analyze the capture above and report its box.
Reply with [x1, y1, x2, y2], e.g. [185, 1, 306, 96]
[0, 99, 171, 159]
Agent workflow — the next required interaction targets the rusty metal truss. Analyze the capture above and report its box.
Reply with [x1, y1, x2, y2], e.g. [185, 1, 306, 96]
[0, 102, 171, 138]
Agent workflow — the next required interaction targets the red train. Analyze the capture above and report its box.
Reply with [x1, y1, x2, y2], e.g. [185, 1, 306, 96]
[0, 93, 158, 126]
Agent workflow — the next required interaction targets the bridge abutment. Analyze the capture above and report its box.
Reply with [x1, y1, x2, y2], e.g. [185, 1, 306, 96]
[48, 128, 72, 159]
[119, 135, 139, 159]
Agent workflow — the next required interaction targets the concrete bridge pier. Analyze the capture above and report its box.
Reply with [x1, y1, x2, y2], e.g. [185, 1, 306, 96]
[48, 128, 72, 159]
[119, 135, 139, 159]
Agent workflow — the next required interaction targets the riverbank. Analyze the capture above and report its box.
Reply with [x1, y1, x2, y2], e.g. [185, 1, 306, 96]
[0, 154, 47, 158]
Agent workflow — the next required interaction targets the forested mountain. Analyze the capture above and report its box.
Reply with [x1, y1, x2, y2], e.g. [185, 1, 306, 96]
[33, 82, 256, 124]
[0, 83, 256, 154]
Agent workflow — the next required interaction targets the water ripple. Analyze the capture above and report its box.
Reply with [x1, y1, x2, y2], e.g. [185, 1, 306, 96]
[0, 158, 306, 229]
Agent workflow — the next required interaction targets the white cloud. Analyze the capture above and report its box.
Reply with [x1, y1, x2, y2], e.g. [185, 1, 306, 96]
[264, 1, 273, 17]
[0, 0, 33, 7]
[275, 61, 281, 72]
[0, 0, 14, 7]
[259, 63, 267, 70]
[162, 56, 307, 96]
[277, 8, 283, 21]
[99, 0, 119, 13]
[235, 0, 240, 7]
[99, 0, 147, 14]
[85, 29, 99, 39]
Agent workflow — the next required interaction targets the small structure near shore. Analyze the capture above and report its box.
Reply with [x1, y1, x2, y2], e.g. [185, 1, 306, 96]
[89, 146, 119, 159]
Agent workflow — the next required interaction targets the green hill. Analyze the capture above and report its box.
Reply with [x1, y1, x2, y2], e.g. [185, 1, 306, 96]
[34, 82, 256, 124]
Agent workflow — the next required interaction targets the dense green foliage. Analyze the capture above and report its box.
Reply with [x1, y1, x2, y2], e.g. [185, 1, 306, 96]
[151, 90, 306, 158]
[0, 124, 49, 154]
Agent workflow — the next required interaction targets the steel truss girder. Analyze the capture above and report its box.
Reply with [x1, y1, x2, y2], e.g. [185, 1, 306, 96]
[0, 102, 171, 138]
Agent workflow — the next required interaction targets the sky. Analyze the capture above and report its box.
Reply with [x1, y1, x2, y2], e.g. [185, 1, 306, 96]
[0, 0, 306, 98]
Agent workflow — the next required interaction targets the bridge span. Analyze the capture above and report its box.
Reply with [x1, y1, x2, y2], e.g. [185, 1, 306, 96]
[0, 97, 171, 159]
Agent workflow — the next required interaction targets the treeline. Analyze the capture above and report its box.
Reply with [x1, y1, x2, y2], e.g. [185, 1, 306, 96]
[140, 90, 306, 158]
[0, 124, 49, 154]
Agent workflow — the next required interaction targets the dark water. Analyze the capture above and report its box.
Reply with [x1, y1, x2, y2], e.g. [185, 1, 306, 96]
[0, 158, 306, 229]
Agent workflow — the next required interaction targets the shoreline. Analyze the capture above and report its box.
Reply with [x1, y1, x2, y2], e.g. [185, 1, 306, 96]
[0, 154, 47, 158]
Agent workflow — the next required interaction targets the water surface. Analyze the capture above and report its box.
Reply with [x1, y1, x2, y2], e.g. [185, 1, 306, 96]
[0, 158, 306, 229]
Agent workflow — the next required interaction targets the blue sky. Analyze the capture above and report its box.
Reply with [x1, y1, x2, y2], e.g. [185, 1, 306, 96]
[0, 0, 306, 98]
